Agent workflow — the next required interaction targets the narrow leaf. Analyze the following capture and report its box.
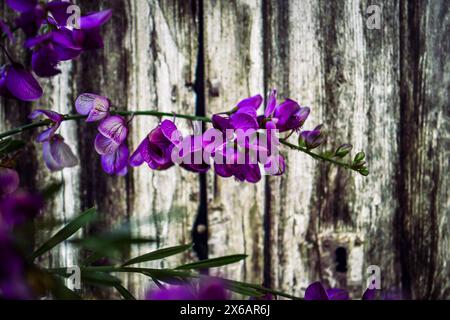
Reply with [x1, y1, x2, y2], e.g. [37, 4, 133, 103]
[175, 254, 247, 270]
[114, 284, 136, 300]
[31, 207, 97, 259]
[122, 243, 193, 266]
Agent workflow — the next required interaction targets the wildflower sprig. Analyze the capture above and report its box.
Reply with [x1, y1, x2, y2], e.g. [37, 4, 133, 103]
[0, 106, 369, 176]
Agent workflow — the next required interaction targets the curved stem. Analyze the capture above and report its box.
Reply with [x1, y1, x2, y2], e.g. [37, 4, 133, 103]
[0, 110, 361, 173]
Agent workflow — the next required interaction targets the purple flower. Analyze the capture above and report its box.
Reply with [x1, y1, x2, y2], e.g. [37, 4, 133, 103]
[29, 109, 63, 142]
[42, 134, 78, 171]
[0, 190, 43, 227]
[0, 167, 20, 196]
[0, 63, 43, 101]
[304, 282, 377, 300]
[130, 120, 181, 170]
[263, 89, 310, 132]
[75, 93, 110, 122]
[299, 125, 325, 149]
[10, 1, 46, 38]
[95, 115, 129, 176]
[146, 279, 229, 300]
[0, 232, 32, 299]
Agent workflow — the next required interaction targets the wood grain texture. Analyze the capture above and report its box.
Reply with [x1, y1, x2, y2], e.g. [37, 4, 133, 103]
[204, 0, 265, 284]
[1, 0, 448, 299]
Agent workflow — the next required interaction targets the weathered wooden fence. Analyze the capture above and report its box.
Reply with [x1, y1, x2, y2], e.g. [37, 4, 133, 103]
[1, 0, 448, 299]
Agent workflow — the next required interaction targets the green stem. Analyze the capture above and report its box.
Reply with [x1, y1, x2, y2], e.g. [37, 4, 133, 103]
[0, 110, 360, 173]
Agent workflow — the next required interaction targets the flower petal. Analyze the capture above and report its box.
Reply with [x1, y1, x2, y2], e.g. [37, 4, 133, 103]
[264, 89, 277, 117]
[28, 109, 63, 123]
[6, 0, 37, 13]
[160, 120, 182, 144]
[326, 288, 349, 300]
[230, 113, 259, 130]
[31, 45, 61, 78]
[49, 136, 78, 169]
[46, 1, 72, 26]
[6, 64, 42, 101]
[237, 94, 263, 110]
[98, 115, 128, 144]
[94, 134, 119, 155]
[80, 9, 112, 30]
[101, 143, 129, 175]
[304, 282, 329, 300]
[129, 137, 150, 167]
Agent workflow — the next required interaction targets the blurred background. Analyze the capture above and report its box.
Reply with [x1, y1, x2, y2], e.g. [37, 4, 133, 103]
[0, 0, 448, 299]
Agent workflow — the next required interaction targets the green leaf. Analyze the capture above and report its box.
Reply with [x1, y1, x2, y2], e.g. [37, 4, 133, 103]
[359, 167, 369, 176]
[334, 143, 352, 158]
[0, 139, 25, 155]
[114, 284, 136, 300]
[122, 243, 193, 266]
[30, 207, 97, 259]
[175, 254, 247, 270]
[353, 151, 365, 163]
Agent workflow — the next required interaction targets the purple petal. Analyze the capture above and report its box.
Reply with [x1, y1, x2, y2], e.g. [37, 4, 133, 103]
[36, 126, 58, 142]
[29, 109, 63, 123]
[80, 9, 113, 30]
[273, 99, 301, 131]
[46, 1, 72, 26]
[75, 93, 98, 115]
[236, 94, 263, 111]
[264, 89, 277, 117]
[94, 134, 119, 155]
[31, 45, 61, 78]
[23, 32, 52, 48]
[304, 282, 329, 300]
[198, 280, 229, 300]
[98, 115, 128, 145]
[129, 137, 150, 167]
[86, 96, 110, 122]
[51, 28, 82, 60]
[101, 143, 129, 175]
[212, 114, 232, 133]
[243, 164, 261, 183]
[0, 168, 20, 195]
[326, 288, 350, 300]
[160, 120, 182, 144]
[6, 64, 42, 101]
[6, 0, 37, 13]
[42, 140, 61, 171]
[49, 136, 78, 169]
[230, 113, 259, 130]
[214, 163, 233, 178]
[146, 285, 196, 300]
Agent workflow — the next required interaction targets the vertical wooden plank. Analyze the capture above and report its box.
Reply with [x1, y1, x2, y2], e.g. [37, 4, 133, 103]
[204, 0, 265, 284]
[126, 0, 200, 298]
[265, 0, 401, 297]
[398, 0, 449, 299]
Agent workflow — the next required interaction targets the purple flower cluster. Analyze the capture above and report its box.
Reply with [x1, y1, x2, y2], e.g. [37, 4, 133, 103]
[70, 91, 325, 182]
[1, 1, 112, 101]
